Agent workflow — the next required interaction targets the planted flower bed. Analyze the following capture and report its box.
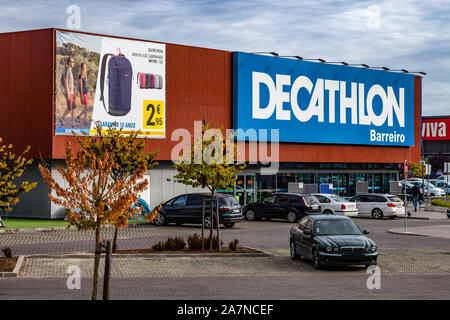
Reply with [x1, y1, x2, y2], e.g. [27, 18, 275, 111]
[114, 233, 261, 255]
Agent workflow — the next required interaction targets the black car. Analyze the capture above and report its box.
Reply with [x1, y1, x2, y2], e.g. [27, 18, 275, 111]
[153, 193, 242, 228]
[289, 215, 378, 269]
[243, 193, 321, 223]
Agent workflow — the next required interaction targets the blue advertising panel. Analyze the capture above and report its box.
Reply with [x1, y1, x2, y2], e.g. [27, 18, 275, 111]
[233, 52, 415, 146]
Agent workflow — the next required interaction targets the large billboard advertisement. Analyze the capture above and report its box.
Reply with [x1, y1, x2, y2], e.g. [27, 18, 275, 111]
[422, 118, 449, 140]
[55, 30, 166, 138]
[233, 52, 415, 146]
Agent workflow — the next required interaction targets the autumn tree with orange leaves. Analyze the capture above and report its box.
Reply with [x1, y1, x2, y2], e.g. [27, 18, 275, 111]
[39, 131, 149, 300]
[77, 123, 159, 252]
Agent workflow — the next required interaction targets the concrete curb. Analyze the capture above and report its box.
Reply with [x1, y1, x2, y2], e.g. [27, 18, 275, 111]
[27, 248, 273, 259]
[424, 206, 448, 213]
[388, 229, 429, 237]
[0, 223, 124, 234]
[0, 226, 74, 234]
[0, 255, 25, 278]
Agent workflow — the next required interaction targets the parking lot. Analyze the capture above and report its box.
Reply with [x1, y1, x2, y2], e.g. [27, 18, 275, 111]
[2, 218, 450, 256]
[1, 217, 450, 299]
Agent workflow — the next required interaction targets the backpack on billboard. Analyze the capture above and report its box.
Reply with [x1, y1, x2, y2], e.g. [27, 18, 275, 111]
[99, 50, 133, 116]
[154, 74, 160, 89]
[136, 73, 163, 89]
[137, 72, 146, 89]
[145, 74, 151, 89]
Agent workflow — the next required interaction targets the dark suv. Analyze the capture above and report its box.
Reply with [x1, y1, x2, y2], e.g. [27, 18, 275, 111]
[243, 193, 321, 223]
[153, 193, 242, 228]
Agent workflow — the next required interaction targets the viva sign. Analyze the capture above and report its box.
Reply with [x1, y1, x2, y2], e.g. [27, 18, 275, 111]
[232, 52, 416, 146]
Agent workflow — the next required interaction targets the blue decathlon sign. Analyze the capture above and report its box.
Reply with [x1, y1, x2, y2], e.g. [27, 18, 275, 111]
[232, 52, 416, 146]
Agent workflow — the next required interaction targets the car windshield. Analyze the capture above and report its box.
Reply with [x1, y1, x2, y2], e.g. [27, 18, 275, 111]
[315, 219, 362, 236]
[328, 195, 347, 202]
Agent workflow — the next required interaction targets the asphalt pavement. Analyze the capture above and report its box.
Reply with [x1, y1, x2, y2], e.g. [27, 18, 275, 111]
[2, 217, 450, 300]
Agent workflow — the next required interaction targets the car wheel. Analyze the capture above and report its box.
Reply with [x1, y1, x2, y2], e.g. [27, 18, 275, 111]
[323, 209, 333, 215]
[154, 213, 166, 226]
[290, 241, 301, 260]
[286, 211, 297, 223]
[223, 222, 235, 228]
[245, 210, 256, 221]
[312, 249, 322, 269]
[371, 208, 384, 219]
[204, 216, 216, 228]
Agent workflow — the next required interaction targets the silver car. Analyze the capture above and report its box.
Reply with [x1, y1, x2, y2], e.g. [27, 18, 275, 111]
[350, 194, 405, 219]
[404, 179, 446, 197]
[311, 193, 358, 217]
[428, 179, 450, 194]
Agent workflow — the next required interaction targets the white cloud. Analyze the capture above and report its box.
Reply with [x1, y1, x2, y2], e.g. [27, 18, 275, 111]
[0, 0, 448, 115]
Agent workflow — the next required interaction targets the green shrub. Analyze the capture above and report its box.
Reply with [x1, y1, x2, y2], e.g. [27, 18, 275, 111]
[165, 237, 186, 251]
[2, 247, 12, 258]
[187, 233, 223, 251]
[431, 199, 450, 208]
[207, 235, 223, 250]
[152, 237, 186, 251]
[187, 233, 204, 251]
[151, 242, 166, 252]
[229, 239, 239, 251]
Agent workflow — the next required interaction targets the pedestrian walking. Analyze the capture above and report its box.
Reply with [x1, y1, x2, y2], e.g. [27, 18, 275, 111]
[412, 182, 421, 212]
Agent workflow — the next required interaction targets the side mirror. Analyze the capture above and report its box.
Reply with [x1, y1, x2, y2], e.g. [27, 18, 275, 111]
[363, 229, 370, 235]
[303, 230, 312, 236]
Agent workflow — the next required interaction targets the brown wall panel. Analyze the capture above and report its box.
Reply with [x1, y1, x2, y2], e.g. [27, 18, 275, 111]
[31, 29, 53, 95]
[10, 32, 32, 96]
[0, 29, 53, 158]
[0, 34, 11, 97]
[0, 96, 12, 140]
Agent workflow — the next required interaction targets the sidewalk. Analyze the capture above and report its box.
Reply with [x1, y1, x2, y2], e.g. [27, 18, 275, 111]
[404, 204, 448, 220]
[389, 224, 450, 239]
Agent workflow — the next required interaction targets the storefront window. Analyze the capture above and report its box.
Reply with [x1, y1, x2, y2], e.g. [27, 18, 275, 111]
[296, 173, 315, 184]
[256, 174, 276, 190]
[276, 173, 296, 191]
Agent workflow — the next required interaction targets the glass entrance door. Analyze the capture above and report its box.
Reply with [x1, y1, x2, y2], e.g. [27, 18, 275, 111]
[368, 173, 382, 193]
[332, 173, 348, 197]
[235, 175, 256, 206]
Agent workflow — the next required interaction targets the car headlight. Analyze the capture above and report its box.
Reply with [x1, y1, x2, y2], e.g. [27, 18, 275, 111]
[325, 246, 333, 252]
[333, 247, 340, 252]
[371, 246, 377, 252]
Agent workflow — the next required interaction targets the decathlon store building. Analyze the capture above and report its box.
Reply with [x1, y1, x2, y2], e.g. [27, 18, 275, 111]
[0, 29, 422, 219]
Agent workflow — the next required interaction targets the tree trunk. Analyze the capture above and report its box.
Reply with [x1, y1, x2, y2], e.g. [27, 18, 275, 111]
[201, 199, 205, 251]
[216, 196, 221, 251]
[209, 196, 214, 250]
[92, 220, 102, 300]
[112, 226, 118, 253]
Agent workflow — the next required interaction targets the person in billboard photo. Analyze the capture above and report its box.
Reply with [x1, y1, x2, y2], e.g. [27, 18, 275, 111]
[77, 63, 90, 123]
[60, 56, 77, 127]
[55, 32, 100, 133]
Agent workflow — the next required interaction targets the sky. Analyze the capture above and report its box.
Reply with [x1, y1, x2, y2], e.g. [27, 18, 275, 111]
[1, 0, 449, 116]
